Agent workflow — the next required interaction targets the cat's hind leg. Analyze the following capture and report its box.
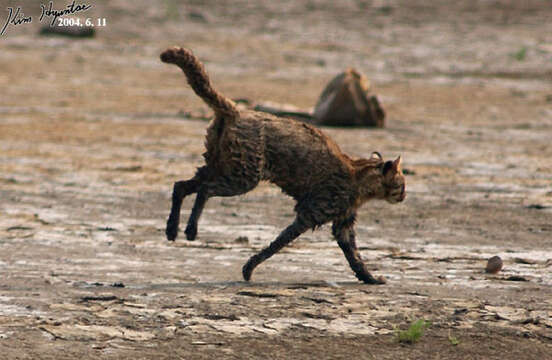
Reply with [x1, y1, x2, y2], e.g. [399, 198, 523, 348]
[166, 179, 200, 240]
[184, 174, 260, 240]
[184, 186, 208, 240]
[166, 167, 208, 241]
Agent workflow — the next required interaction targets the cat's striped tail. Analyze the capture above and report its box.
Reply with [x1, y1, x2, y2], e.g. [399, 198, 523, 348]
[160, 47, 238, 118]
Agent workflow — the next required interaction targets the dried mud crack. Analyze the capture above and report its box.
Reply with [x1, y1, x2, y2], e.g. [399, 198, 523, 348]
[1, 0, 552, 358]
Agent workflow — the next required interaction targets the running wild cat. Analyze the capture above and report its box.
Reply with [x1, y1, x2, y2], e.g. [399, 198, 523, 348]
[161, 47, 406, 284]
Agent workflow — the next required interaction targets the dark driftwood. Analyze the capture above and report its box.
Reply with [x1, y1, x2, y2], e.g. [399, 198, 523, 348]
[39, 25, 95, 38]
[233, 98, 314, 122]
[252, 104, 314, 122]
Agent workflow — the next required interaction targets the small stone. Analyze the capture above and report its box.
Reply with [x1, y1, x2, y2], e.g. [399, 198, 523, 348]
[234, 236, 249, 244]
[188, 11, 208, 23]
[485, 256, 503, 274]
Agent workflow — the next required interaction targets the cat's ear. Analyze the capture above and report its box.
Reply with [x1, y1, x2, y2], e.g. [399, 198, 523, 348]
[370, 152, 382, 160]
[393, 156, 402, 172]
[383, 156, 402, 175]
[382, 161, 393, 175]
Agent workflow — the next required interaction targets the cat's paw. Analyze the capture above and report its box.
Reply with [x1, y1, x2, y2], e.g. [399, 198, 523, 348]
[184, 223, 197, 241]
[358, 273, 386, 285]
[242, 255, 261, 281]
[242, 262, 253, 281]
[166, 219, 179, 241]
[364, 275, 386, 285]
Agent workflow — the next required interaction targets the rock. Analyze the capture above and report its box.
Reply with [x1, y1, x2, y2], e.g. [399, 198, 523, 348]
[485, 256, 503, 274]
[313, 68, 385, 127]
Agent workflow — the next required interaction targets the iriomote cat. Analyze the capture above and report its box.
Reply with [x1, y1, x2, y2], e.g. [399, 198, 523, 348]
[161, 47, 406, 284]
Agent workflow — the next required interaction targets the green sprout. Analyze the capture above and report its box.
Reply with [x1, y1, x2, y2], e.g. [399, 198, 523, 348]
[513, 47, 528, 61]
[395, 319, 431, 344]
[448, 332, 460, 346]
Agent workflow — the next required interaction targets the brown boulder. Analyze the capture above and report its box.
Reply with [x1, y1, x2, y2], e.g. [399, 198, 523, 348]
[313, 68, 385, 127]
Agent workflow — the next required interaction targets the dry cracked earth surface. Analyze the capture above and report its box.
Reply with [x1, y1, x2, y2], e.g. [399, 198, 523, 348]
[0, 0, 551, 359]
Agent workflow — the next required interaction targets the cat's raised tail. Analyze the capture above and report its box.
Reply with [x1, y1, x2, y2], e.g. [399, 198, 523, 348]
[160, 47, 238, 118]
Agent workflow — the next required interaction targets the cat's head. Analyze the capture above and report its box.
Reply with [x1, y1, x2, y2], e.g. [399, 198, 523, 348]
[380, 154, 406, 203]
[355, 152, 406, 204]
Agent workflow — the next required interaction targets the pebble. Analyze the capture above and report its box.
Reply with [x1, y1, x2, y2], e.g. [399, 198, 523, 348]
[485, 256, 503, 274]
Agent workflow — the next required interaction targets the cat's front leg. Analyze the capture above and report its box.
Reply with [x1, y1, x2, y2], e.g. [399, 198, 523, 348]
[332, 215, 386, 285]
[243, 219, 309, 281]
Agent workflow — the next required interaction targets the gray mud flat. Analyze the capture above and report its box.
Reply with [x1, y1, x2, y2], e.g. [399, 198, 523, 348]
[1, 0, 551, 358]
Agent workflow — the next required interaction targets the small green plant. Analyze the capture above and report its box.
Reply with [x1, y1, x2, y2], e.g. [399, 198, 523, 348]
[448, 332, 460, 346]
[395, 319, 431, 344]
[512, 46, 528, 61]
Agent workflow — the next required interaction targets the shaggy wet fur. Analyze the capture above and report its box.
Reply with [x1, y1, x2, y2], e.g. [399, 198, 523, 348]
[161, 47, 406, 284]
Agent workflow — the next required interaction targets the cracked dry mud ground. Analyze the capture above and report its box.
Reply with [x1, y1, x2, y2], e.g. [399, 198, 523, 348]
[0, 0, 551, 358]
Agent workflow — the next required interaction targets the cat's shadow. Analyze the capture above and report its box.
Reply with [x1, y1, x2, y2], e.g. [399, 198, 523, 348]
[128, 280, 367, 291]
